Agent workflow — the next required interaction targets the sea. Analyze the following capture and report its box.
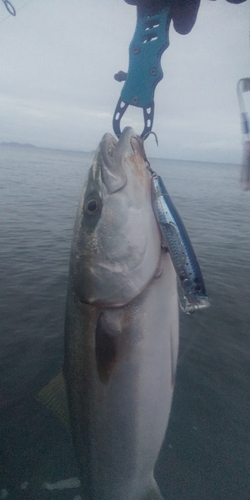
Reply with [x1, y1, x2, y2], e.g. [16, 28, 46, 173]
[0, 143, 250, 500]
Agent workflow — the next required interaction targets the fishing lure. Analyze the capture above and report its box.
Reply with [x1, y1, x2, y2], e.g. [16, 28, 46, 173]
[151, 172, 209, 314]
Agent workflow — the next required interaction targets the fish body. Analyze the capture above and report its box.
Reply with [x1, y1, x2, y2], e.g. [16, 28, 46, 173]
[64, 127, 179, 500]
[151, 173, 209, 313]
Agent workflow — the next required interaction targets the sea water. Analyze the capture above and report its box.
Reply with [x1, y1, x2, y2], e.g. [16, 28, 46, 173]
[0, 144, 250, 500]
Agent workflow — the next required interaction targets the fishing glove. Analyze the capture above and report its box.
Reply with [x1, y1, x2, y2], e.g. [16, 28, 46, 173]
[125, 0, 246, 35]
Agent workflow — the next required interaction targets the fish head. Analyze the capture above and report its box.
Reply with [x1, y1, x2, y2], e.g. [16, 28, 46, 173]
[70, 127, 161, 307]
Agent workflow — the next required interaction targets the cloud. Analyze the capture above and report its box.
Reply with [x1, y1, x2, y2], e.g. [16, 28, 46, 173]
[0, 0, 249, 162]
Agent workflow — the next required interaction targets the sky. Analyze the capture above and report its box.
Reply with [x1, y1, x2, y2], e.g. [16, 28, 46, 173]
[0, 0, 249, 163]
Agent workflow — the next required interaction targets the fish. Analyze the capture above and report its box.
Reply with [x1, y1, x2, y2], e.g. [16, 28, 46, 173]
[151, 173, 209, 314]
[63, 126, 179, 500]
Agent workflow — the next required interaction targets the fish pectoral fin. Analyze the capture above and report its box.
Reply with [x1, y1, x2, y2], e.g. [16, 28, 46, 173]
[140, 477, 164, 500]
[37, 370, 70, 432]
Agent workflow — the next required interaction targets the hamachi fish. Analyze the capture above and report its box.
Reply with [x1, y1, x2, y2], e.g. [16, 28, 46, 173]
[63, 127, 179, 500]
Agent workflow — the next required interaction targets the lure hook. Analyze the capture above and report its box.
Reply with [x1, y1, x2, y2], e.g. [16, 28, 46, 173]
[1, 0, 16, 16]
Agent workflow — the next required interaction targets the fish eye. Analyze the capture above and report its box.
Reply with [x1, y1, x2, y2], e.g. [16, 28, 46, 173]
[85, 198, 100, 215]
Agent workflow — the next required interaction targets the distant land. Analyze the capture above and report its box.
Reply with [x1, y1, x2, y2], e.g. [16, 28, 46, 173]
[0, 141, 37, 148]
[0, 141, 91, 154]
[0, 142, 239, 165]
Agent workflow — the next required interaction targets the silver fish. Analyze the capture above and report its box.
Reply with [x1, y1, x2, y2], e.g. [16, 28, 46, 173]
[64, 127, 179, 500]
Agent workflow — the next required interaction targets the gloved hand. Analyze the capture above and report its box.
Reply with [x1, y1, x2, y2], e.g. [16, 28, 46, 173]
[125, 0, 246, 35]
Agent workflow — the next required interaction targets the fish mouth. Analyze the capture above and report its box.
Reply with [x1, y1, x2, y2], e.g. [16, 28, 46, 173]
[100, 127, 137, 154]
[100, 132, 117, 167]
[99, 128, 141, 194]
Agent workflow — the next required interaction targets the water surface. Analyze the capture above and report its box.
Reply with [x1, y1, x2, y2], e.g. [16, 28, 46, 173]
[1, 145, 250, 499]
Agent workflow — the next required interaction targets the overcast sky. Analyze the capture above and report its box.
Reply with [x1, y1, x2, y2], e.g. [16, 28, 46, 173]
[0, 0, 249, 162]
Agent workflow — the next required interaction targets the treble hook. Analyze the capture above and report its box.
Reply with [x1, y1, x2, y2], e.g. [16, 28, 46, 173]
[1, 0, 16, 16]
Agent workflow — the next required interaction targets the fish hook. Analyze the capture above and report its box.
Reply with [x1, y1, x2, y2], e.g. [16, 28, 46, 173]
[1, 0, 16, 16]
[130, 135, 150, 166]
[142, 131, 159, 147]
[130, 132, 159, 175]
